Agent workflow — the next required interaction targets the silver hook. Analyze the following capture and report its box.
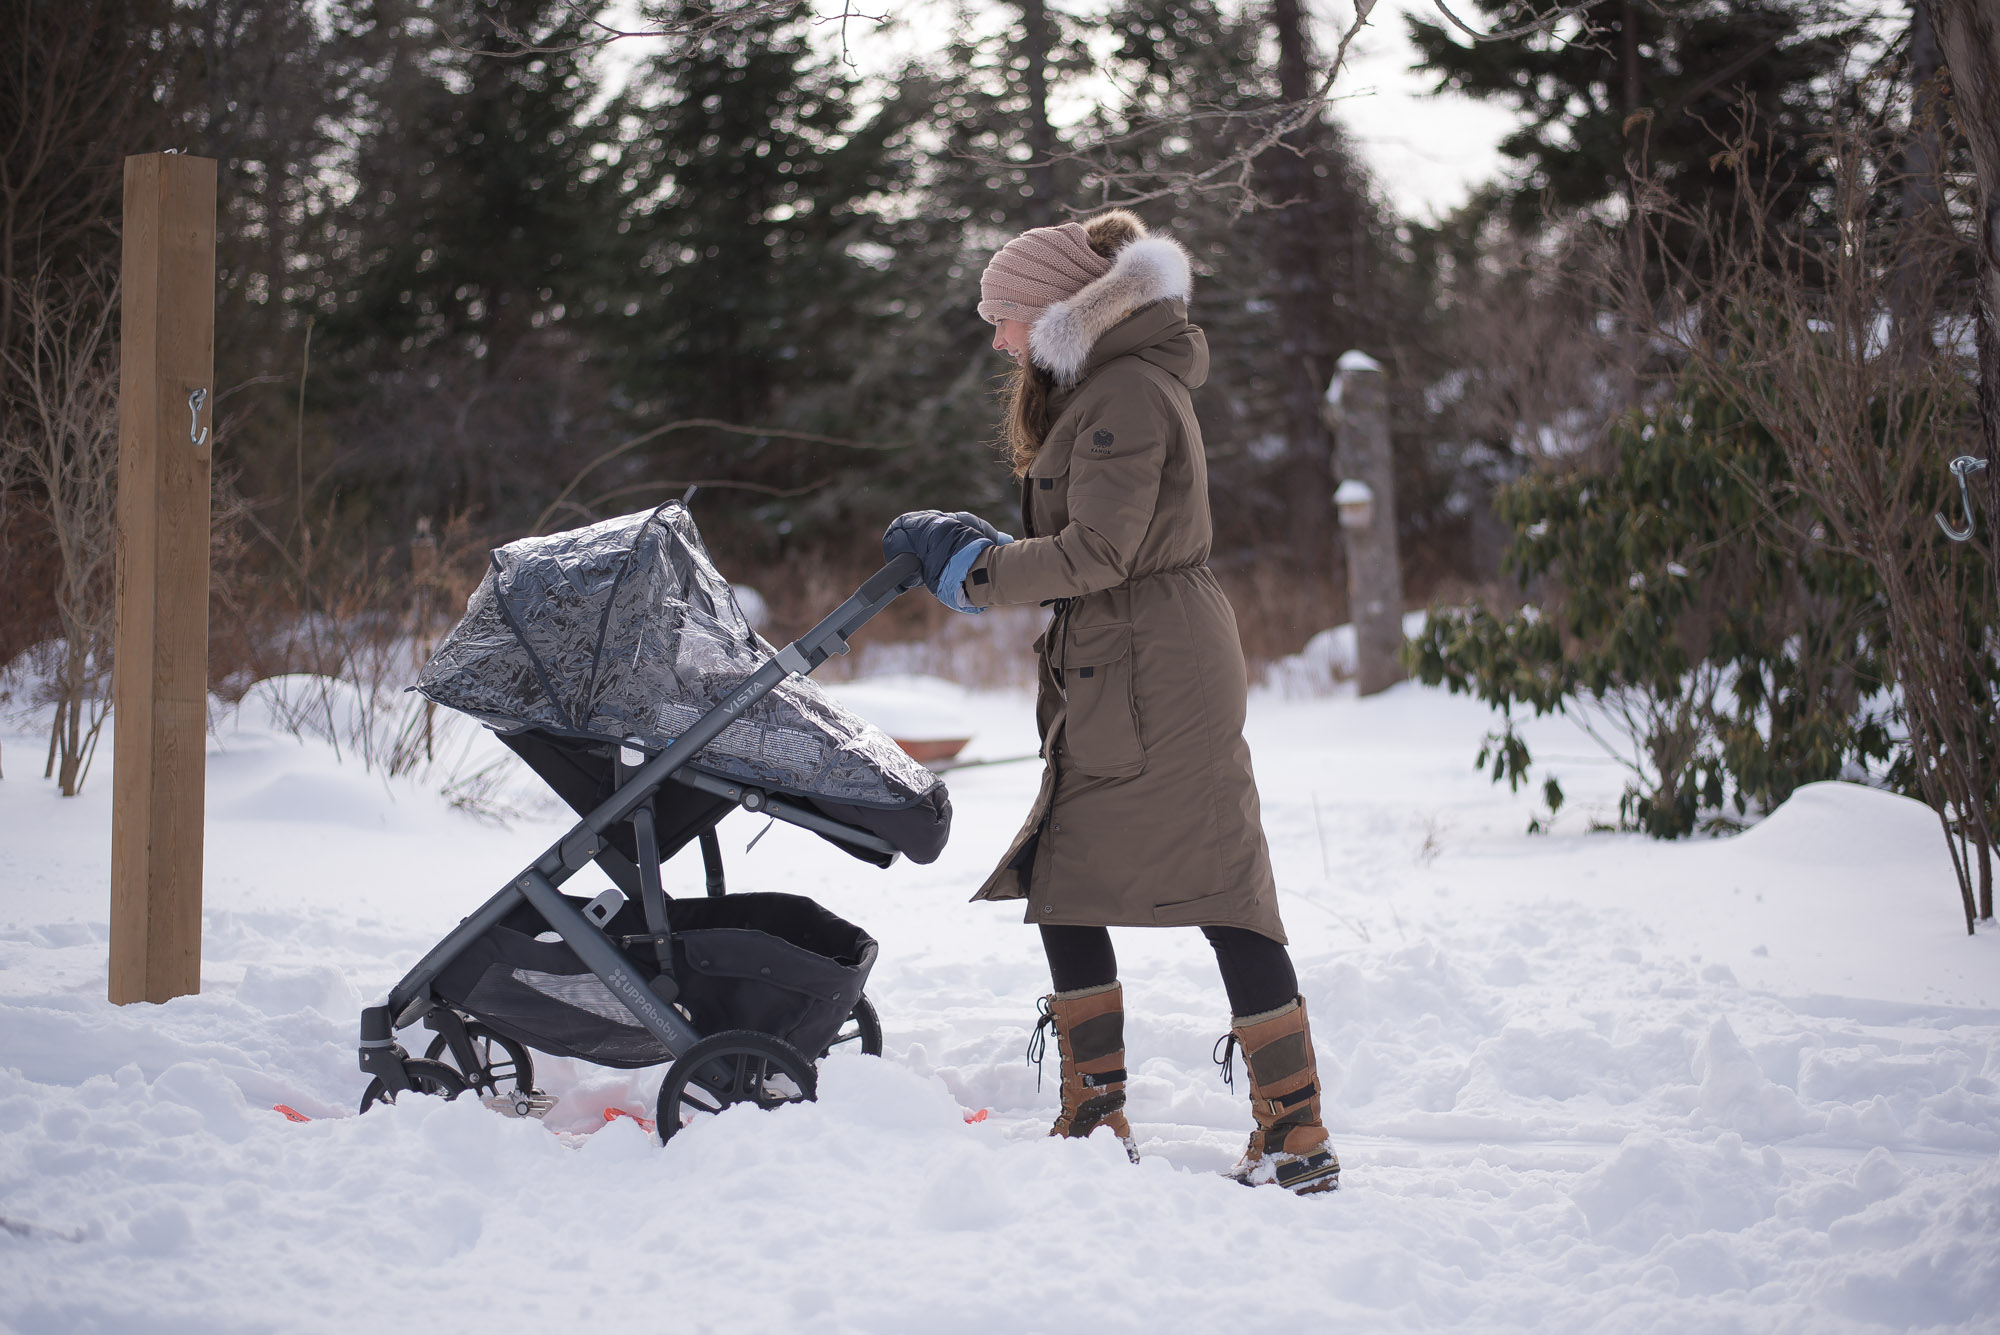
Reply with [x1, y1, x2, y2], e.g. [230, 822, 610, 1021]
[1936, 455, 1989, 542]
[188, 387, 209, 448]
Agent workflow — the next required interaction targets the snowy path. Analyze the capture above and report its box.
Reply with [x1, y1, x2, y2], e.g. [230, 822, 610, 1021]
[2, 680, 1997, 1333]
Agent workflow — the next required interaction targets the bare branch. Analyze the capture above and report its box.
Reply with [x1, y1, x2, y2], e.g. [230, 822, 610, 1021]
[531, 417, 906, 535]
[1001, 0, 1625, 216]
[445, 0, 886, 61]
[1430, 0, 1617, 44]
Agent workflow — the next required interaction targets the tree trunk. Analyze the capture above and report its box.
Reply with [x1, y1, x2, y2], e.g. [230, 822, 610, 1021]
[1018, 0, 1057, 229]
[1920, 0, 2000, 925]
[1270, 0, 1336, 576]
[1891, 1, 1946, 364]
[1921, 1, 2000, 583]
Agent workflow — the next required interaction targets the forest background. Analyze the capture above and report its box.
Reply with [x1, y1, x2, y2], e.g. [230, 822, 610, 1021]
[8, 0, 2000, 922]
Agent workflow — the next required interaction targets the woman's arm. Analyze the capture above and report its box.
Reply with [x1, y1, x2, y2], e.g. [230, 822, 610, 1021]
[962, 369, 1170, 607]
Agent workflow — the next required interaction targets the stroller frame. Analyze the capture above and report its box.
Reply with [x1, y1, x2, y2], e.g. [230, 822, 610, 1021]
[357, 554, 925, 1106]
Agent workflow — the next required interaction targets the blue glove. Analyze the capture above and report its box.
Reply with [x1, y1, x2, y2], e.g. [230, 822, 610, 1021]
[883, 511, 1014, 614]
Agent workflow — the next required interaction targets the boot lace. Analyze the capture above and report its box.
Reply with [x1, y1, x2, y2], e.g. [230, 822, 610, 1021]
[1026, 997, 1057, 1091]
[1211, 1033, 1239, 1093]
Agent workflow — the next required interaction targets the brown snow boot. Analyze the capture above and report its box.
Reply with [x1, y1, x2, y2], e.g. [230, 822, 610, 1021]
[1216, 995, 1339, 1194]
[1028, 982, 1140, 1162]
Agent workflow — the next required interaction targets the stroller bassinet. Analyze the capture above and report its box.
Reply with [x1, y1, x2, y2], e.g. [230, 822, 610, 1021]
[357, 504, 943, 1138]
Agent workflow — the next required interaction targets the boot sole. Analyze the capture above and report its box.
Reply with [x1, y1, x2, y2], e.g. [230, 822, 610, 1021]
[1276, 1150, 1340, 1194]
[1231, 1149, 1340, 1195]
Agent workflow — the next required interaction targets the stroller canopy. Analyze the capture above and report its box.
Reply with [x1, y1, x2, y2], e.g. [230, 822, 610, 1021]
[415, 504, 950, 862]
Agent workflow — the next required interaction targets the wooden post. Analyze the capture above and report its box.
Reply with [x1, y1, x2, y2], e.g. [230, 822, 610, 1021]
[109, 153, 216, 1005]
[1324, 350, 1406, 697]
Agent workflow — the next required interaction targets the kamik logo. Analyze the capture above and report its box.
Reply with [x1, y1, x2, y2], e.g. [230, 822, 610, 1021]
[1090, 429, 1115, 455]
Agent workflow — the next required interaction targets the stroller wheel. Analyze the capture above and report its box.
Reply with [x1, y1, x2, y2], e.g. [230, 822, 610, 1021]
[655, 1031, 817, 1144]
[426, 1023, 536, 1098]
[357, 1058, 469, 1115]
[820, 994, 883, 1059]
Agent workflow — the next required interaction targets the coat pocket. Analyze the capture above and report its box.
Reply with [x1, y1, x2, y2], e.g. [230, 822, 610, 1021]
[1150, 888, 1242, 926]
[1059, 620, 1145, 777]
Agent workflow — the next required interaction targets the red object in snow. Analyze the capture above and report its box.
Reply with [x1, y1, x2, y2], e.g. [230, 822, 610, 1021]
[273, 1104, 311, 1123]
[604, 1106, 657, 1134]
[962, 1108, 990, 1124]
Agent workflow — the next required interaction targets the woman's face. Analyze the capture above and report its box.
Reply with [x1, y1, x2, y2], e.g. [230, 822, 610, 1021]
[992, 317, 1032, 367]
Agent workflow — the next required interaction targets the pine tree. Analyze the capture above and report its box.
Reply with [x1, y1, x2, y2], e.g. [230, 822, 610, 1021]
[1092, 0, 1402, 624]
[1408, 0, 1862, 238]
[589, 2, 938, 553]
[310, 0, 623, 533]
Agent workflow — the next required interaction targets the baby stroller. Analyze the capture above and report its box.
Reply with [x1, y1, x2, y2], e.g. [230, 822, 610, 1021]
[356, 503, 949, 1140]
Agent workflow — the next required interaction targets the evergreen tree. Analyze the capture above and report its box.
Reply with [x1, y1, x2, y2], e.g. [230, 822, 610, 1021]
[591, 4, 995, 558]
[1092, 0, 1409, 633]
[1408, 0, 1863, 238]
[310, 0, 622, 534]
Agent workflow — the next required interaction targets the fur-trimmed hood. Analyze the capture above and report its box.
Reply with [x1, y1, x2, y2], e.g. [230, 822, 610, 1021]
[1027, 235, 1193, 387]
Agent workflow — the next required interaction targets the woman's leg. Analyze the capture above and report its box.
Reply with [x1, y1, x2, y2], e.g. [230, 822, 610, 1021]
[1203, 925, 1337, 1193]
[1200, 925, 1298, 1016]
[1039, 924, 1118, 992]
[1031, 925, 1134, 1154]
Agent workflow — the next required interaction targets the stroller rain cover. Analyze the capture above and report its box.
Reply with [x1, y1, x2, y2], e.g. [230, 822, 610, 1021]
[415, 504, 951, 863]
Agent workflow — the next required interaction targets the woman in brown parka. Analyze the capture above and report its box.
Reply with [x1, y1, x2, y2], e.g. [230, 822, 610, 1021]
[881, 211, 1339, 1194]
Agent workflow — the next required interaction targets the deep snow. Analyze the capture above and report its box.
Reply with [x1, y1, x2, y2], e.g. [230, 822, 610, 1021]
[2, 674, 1997, 1334]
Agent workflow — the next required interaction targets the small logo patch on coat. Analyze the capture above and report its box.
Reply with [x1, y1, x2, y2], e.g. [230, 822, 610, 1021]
[1091, 429, 1115, 455]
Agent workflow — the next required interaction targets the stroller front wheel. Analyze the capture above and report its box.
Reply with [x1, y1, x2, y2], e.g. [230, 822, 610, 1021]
[655, 1031, 817, 1144]
[358, 1058, 470, 1115]
[425, 1023, 536, 1099]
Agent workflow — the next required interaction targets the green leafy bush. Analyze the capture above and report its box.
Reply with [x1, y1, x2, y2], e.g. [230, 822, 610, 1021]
[1405, 380, 1895, 837]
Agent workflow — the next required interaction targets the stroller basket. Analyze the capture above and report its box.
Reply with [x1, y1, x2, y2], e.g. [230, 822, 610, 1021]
[433, 891, 878, 1069]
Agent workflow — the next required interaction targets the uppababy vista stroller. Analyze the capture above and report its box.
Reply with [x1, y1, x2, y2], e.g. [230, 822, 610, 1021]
[356, 503, 948, 1140]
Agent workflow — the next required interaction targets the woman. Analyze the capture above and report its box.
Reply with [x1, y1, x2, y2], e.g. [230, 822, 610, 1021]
[882, 211, 1338, 1195]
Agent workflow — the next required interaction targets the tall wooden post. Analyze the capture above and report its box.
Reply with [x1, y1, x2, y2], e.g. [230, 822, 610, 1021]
[1324, 349, 1406, 697]
[109, 153, 216, 1005]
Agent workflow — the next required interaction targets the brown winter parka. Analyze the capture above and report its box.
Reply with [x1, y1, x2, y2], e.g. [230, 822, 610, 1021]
[963, 267, 1285, 942]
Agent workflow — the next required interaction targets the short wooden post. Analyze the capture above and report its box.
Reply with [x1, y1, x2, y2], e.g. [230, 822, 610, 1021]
[1324, 350, 1406, 697]
[109, 153, 216, 1005]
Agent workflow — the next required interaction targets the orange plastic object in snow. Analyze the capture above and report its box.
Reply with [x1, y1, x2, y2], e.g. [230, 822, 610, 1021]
[604, 1106, 657, 1134]
[273, 1105, 311, 1123]
[962, 1108, 989, 1124]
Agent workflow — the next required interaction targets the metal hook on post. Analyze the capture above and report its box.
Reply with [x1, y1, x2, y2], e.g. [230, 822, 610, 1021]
[1936, 455, 1988, 542]
[187, 387, 208, 449]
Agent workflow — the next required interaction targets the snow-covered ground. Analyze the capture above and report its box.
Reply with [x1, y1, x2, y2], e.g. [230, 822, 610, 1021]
[2, 674, 1997, 1333]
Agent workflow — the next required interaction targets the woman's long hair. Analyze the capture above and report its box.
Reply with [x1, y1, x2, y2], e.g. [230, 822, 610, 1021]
[1002, 210, 1146, 476]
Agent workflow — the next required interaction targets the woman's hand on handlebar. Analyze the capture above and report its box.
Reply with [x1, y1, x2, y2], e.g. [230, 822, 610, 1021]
[882, 511, 1012, 614]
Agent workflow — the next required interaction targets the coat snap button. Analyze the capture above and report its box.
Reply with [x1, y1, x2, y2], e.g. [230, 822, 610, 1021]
[1041, 905, 1053, 915]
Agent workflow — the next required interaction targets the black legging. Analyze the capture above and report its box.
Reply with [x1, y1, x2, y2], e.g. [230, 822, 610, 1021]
[1039, 923, 1298, 1017]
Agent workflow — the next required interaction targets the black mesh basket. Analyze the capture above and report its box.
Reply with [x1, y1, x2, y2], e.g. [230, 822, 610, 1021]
[432, 891, 877, 1068]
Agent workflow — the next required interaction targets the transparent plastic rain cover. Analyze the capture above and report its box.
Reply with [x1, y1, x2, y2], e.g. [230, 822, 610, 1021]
[414, 504, 945, 815]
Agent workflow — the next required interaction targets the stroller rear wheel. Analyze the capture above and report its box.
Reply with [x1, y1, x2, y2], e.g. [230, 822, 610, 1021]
[820, 993, 883, 1058]
[358, 1058, 469, 1115]
[655, 1030, 817, 1143]
[426, 1023, 536, 1098]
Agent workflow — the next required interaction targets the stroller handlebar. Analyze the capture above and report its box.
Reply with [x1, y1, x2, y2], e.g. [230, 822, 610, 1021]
[860, 552, 926, 603]
[777, 553, 925, 678]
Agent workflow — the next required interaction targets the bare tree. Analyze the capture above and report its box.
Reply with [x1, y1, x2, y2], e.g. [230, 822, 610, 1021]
[1920, 1, 2000, 607]
[1638, 107, 1995, 932]
[1, 265, 121, 795]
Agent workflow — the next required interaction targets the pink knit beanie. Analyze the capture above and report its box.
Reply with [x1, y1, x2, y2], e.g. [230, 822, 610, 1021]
[977, 222, 1114, 325]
